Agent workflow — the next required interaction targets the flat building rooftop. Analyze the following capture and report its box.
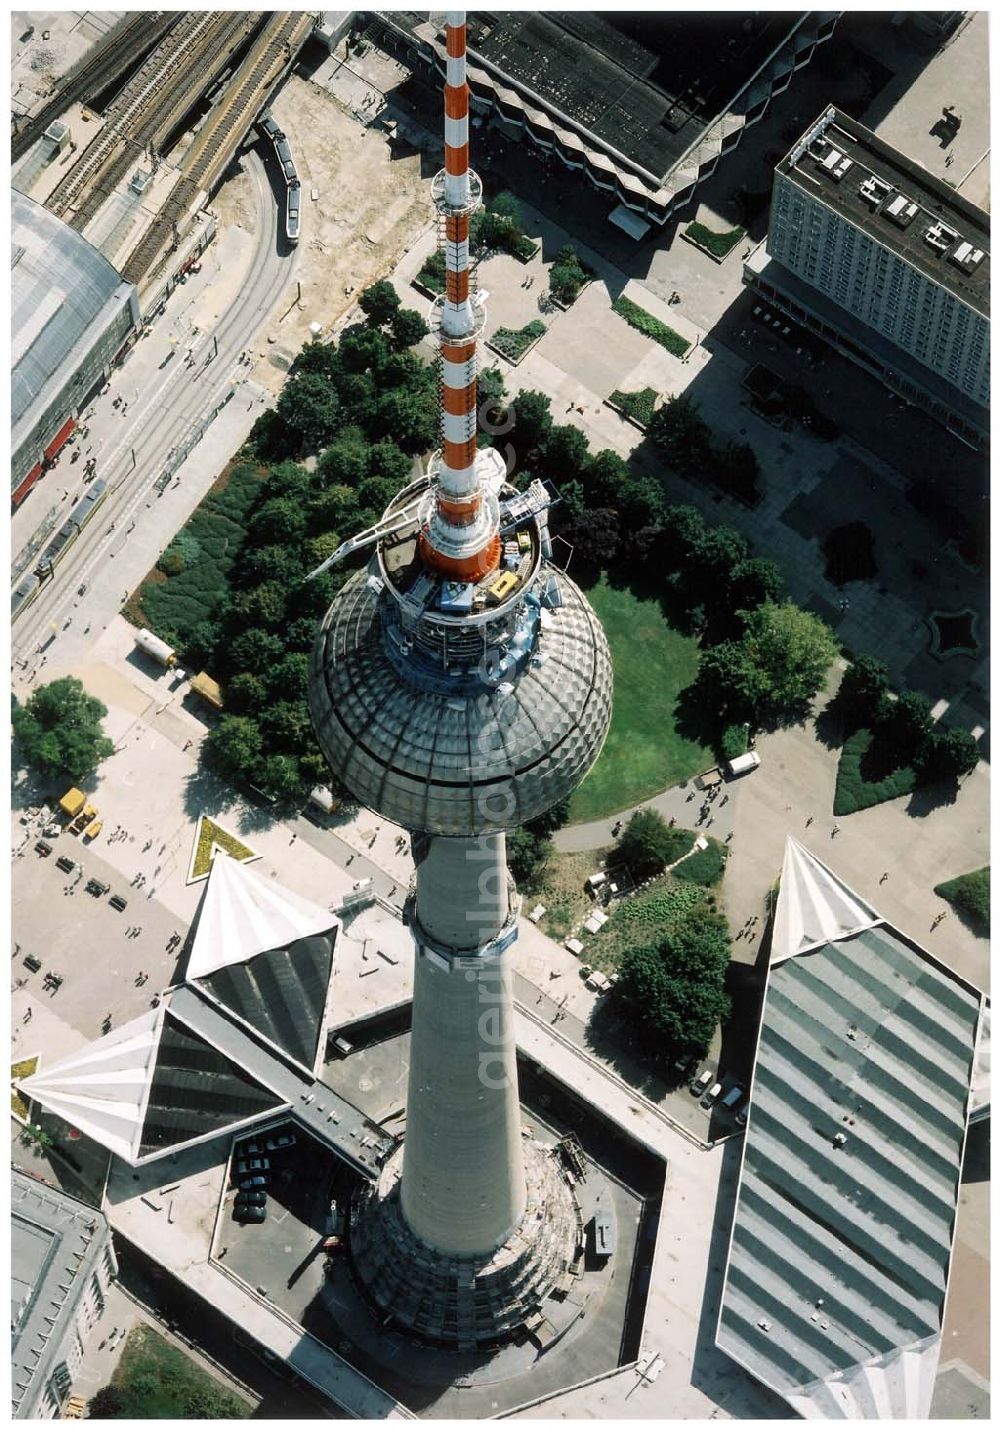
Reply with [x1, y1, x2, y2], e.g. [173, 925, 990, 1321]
[388, 10, 806, 180]
[779, 106, 989, 316]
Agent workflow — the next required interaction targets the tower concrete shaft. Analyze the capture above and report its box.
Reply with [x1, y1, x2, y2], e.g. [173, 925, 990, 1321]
[401, 833, 526, 1255]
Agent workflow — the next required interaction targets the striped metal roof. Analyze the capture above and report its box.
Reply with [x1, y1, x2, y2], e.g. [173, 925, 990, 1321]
[717, 839, 983, 1419]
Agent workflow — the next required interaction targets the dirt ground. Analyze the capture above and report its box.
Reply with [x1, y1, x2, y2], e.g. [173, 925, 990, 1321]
[216, 74, 434, 390]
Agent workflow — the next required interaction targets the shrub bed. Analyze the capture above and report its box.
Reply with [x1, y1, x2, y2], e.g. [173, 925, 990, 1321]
[612, 295, 690, 357]
[415, 249, 446, 296]
[608, 387, 658, 428]
[683, 221, 746, 259]
[488, 319, 546, 363]
[672, 837, 727, 886]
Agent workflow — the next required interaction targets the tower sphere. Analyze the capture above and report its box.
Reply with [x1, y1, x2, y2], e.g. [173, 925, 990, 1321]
[308, 508, 612, 837]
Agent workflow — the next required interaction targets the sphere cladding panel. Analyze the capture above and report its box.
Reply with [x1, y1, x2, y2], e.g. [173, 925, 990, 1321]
[308, 569, 613, 836]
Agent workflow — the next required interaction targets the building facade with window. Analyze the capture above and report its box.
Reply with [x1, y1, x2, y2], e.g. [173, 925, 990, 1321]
[11, 1172, 118, 1419]
[745, 106, 988, 445]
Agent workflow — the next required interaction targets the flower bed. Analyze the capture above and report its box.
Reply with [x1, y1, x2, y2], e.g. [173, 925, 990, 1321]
[612, 296, 690, 357]
[608, 387, 658, 429]
[11, 1056, 38, 1121]
[683, 221, 746, 261]
[487, 319, 546, 364]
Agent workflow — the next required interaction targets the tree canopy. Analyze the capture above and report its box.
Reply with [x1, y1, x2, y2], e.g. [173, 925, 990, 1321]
[610, 809, 690, 879]
[13, 677, 114, 782]
[616, 901, 732, 1054]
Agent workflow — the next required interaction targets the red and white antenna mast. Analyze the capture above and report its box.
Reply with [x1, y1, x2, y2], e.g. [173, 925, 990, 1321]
[418, 9, 502, 583]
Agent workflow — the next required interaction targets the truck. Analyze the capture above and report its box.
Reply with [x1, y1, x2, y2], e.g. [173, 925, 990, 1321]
[58, 787, 86, 820]
[133, 629, 177, 669]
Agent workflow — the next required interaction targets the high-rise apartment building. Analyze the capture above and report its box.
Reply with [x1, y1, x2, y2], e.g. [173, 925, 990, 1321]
[744, 105, 989, 446]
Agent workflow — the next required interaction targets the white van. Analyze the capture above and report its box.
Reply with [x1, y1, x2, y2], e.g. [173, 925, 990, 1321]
[702, 1081, 723, 1106]
[725, 751, 761, 779]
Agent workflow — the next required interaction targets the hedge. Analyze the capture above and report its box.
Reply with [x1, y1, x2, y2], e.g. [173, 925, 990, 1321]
[612, 296, 690, 357]
[684, 221, 745, 259]
[609, 387, 658, 428]
[934, 867, 989, 936]
[833, 728, 917, 815]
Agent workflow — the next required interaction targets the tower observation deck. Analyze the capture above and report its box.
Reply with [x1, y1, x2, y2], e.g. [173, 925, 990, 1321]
[307, 9, 612, 1350]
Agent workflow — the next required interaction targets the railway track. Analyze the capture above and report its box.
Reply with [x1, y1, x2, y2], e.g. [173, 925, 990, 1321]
[12, 12, 176, 162]
[121, 12, 315, 287]
[46, 12, 259, 229]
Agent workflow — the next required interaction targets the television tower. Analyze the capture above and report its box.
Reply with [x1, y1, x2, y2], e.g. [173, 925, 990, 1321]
[308, 9, 612, 1350]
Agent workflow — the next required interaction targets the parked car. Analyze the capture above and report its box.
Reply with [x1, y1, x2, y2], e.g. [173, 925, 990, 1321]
[236, 1156, 270, 1176]
[35, 840, 52, 857]
[237, 1141, 262, 1157]
[264, 1133, 296, 1152]
[56, 855, 76, 873]
[86, 878, 110, 897]
[239, 1174, 269, 1190]
[235, 1203, 267, 1224]
[691, 1069, 713, 1097]
[702, 1081, 723, 1107]
[721, 1084, 746, 1111]
[235, 1190, 266, 1209]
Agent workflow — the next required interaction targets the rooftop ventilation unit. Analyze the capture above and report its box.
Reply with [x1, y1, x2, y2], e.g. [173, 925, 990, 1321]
[129, 169, 152, 195]
[949, 240, 985, 273]
[859, 175, 891, 208]
[817, 146, 852, 181]
[883, 193, 917, 228]
[924, 221, 958, 253]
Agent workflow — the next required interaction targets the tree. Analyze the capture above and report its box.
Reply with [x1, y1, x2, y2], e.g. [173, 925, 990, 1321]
[657, 503, 709, 570]
[478, 365, 506, 407]
[239, 543, 305, 590]
[376, 386, 438, 453]
[885, 689, 933, 763]
[917, 726, 980, 784]
[294, 340, 341, 379]
[266, 652, 310, 700]
[368, 439, 413, 486]
[583, 448, 629, 506]
[838, 654, 889, 728]
[228, 628, 284, 673]
[184, 619, 222, 669]
[309, 482, 358, 535]
[317, 428, 371, 486]
[389, 307, 430, 350]
[542, 423, 590, 483]
[264, 459, 312, 500]
[226, 672, 269, 713]
[248, 496, 307, 546]
[737, 600, 839, 720]
[648, 393, 711, 472]
[510, 390, 552, 463]
[616, 906, 732, 1053]
[610, 809, 689, 879]
[260, 753, 304, 799]
[260, 699, 310, 750]
[274, 373, 340, 453]
[507, 826, 543, 886]
[338, 324, 391, 374]
[204, 715, 264, 784]
[560, 507, 620, 576]
[87, 1385, 125, 1419]
[616, 476, 665, 531]
[334, 371, 377, 428]
[549, 250, 587, 304]
[358, 279, 401, 327]
[230, 582, 287, 630]
[729, 557, 784, 613]
[696, 639, 770, 723]
[13, 677, 114, 782]
[357, 475, 403, 513]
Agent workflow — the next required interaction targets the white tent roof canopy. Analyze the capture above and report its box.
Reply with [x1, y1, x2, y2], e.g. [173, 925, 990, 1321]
[771, 836, 881, 961]
[186, 852, 338, 982]
[17, 1008, 164, 1162]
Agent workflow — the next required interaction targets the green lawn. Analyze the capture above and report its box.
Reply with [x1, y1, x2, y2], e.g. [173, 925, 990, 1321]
[568, 578, 712, 822]
[105, 1325, 249, 1418]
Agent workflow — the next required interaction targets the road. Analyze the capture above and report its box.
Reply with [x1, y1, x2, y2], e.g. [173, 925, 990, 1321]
[12, 148, 295, 676]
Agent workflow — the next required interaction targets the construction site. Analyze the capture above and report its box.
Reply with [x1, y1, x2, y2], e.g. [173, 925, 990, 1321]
[13, 12, 317, 302]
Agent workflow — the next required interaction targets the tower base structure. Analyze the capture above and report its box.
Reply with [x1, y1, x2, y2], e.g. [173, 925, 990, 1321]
[350, 1138, 584, 1351]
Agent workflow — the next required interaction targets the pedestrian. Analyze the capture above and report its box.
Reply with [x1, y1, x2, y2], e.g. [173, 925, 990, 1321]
[879, 872, 889, 884]
[805, 815, 813, 827]
[23, 1007, 32, 1022]
[289, 833, 297, 844]
[831, 824, 840, 837]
